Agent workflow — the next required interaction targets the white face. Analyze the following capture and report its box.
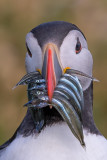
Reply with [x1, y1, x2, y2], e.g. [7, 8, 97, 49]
[25, 32, 42, 73]
[60, 30, 93, 90]
[25, 30, 93, 91]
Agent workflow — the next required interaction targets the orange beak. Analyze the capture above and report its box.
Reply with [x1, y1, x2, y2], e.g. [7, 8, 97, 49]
[42, 44, 63, 101]
[47, 48, 56, 101]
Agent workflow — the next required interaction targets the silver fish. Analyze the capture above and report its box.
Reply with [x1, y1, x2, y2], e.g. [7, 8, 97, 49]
[53, 90, 69, 100]
[33, 79, 45, 84]
[66, 69, 99, 82]
[55, 84, 82, 116]
[27, 84, 46, 91]
[51, 74, 85, 146]
[64, 74, 84, 99]
[13, 71, 42, 89]
[30, 90, 47, 96]
[24, 102, 49, 109]
[63, 74, 84, 108]
[51, 96, 85, 146]
[59, 77, 81, 102]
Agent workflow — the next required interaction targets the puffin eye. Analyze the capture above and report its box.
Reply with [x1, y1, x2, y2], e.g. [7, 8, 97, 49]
[26, 44, 32, 57]
[75, 38, 81, 54]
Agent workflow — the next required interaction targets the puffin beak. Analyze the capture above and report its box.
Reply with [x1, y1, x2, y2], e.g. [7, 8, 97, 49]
[42, 43, 63, 101]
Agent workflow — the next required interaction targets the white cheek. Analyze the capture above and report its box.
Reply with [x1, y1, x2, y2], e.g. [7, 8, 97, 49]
[60, 47, 93, 91]
[60, 36, 76, 68]
[60, 30, 93, 91]
[72, 49, 93, 91]
[25, 32, 42, 73]
[25, 52, 37, 73]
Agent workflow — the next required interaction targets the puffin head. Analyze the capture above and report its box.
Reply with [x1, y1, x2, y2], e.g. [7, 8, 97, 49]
[25, 21, 93, 101]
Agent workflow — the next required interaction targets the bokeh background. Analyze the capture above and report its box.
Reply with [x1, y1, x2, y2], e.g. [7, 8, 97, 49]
[0, 0, 107, 145]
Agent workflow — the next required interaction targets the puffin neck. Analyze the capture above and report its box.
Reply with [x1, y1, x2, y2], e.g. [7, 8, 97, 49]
[17, 107, 63, 137]
[82, 82, 101, 135]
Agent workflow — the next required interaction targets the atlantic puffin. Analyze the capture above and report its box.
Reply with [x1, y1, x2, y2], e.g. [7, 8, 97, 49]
[0, 21, 107, 160]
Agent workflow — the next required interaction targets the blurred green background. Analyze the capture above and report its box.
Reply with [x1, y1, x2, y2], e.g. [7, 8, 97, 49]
[0, 0, 107, 145]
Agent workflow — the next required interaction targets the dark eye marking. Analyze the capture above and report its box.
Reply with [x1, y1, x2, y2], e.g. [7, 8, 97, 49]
[26, 44, 32, 57]
[75, 37, 82, 54]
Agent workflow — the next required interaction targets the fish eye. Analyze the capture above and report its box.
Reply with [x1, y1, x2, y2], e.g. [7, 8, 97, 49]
[37, 91, 40, 95]
[75, 37, 81, 54]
